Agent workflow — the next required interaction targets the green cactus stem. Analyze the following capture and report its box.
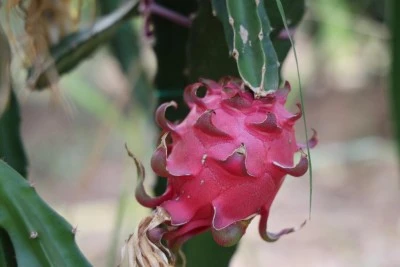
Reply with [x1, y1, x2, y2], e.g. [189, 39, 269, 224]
[212, 0, 280, 95]
[0, 161, 91, 267]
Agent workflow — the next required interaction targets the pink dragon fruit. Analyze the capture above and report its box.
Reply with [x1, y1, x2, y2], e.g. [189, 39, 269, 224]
[134, 77, 317, 251]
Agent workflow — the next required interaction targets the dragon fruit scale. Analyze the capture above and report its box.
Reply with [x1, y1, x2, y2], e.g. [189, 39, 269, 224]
[133, 77, 317, 252]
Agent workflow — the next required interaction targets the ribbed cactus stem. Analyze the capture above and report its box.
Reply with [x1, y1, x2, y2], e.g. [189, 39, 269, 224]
[0, 161, 91, 267]
[212, 0, 280, 95]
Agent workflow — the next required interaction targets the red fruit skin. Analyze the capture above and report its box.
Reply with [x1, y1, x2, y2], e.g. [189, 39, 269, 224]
[139, 77, 317, 248]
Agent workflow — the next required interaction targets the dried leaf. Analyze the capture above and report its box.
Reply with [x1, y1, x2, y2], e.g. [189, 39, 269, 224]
[120, 207, 184, 267]
[0, 24, 11, 117]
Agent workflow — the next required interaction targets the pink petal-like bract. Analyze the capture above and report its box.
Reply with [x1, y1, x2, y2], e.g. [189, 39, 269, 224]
[138, 77, 317, 248]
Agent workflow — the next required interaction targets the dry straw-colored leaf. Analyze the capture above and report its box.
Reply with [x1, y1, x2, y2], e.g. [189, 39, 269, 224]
[120, 207, 185, 267]
[0, 24, 11, 116]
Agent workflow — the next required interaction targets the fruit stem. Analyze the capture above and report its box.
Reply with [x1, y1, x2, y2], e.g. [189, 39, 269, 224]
[149, 3, 192, 28]
[141, 1, 192, 29]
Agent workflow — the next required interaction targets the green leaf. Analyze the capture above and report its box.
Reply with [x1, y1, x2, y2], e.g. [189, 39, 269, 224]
[187, 0, 238, 81]
[256, 1, 281, 91]
[0, 161, 91, 267]
[0, 91, 28, 178]
[0, 10, 27, 178]
[153, 0, 196, 91]
[0, 228, 17, 267]
[211, 0, 234, 52]
[27, 0, 140, 90]
[213, 0, 280, 94]
[184, 231, 236, 267]
[212, 0, 305, 87]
